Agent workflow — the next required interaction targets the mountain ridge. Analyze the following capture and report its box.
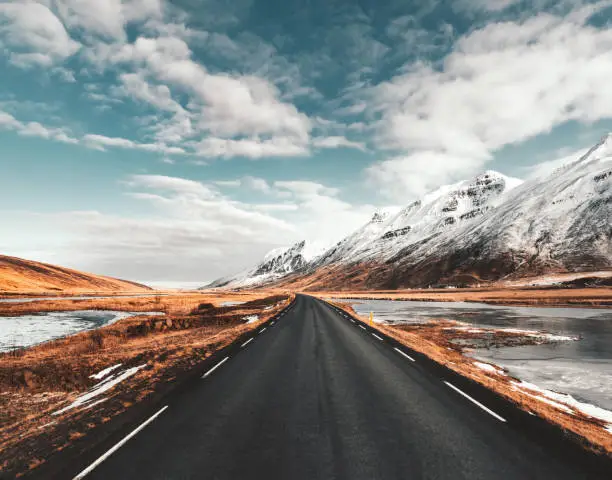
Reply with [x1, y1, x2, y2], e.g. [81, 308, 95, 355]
[211, 136, 612, 290]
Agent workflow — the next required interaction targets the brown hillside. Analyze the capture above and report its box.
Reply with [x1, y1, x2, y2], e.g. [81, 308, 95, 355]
[0, 255, 151, 294]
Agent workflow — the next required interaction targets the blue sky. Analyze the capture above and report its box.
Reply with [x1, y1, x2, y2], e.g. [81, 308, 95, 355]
[1, 0, 612, 283]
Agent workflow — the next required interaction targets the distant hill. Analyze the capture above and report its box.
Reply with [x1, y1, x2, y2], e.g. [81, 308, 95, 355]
[0, 255, 152, 294]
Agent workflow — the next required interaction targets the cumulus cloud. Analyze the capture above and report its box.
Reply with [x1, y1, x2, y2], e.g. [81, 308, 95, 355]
[0, 109, 79, 144]
[55, 0, 163, 41]
[523, 146, 591, 179]
[272, 180, 374, 245]
[366, 152, 487, 201]
[312, 136, 367, 151]
[193, 136, 309, 159]
[0, 2, 80, 67]
[39, 173, 370, 281]
[367, 3, 612, 199]
[83, 133, 186, 155]
[454, 0, 521, 13]
[80, 31, 316, 158]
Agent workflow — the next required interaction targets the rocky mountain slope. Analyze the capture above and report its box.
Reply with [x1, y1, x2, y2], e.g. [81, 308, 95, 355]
[214, 135, 612, 290]
[0, 255, 152, 294]
[208, 240, 328, 289]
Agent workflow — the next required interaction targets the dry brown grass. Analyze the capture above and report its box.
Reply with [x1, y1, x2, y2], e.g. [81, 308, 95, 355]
[0, 254, 152, 294]
[329, 301, 612, 456]
[0, 292, 293, 476]
[0, 291, 278, 317]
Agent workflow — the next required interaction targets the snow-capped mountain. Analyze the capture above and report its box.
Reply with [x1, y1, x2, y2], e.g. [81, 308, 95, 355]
[208, 240, 328, 288]
[211, 134, 611, 290]
[305, 135, 611, 289]
[314, 171, 522, 267]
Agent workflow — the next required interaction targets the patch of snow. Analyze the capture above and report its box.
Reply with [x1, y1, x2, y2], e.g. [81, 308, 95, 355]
[444, 325, 577, 342]
[53, 364, 146, 416]
[80, 397, 108, 411]
[512, 381, 612, 430]
[500, 329, 578, 342]
[90, 363, 123, 380]
[475, 362, 506, 375]
[443, 326, 485, 333]
[538, 333, 578, 342]
[243, 315, 259, 324]
[38, 421, 57, 430]
[220, 301, 246, 307]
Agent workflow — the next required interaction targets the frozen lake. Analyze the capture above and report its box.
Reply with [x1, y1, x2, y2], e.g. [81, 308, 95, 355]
[0, 310, 163, 352]
[338, 298, 612, 411]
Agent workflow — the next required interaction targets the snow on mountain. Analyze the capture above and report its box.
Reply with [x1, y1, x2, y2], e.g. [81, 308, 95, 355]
[208, 240, 329, 289]
[210, 134, 611, 290]
[367, 135, 612, 287]
[315, 171, 521, 267]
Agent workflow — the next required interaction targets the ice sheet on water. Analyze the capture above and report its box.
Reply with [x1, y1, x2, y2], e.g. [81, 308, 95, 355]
[0, 310, 164, 352]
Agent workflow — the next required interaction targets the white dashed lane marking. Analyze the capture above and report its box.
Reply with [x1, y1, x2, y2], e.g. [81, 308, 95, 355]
[73, 406, 169, 479]
[202, 357, 230, 379]
[444, 381, 506, 423]
[393, 347, 416, 362]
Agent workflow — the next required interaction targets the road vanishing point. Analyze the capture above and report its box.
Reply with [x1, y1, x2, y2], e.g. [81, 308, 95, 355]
[42, 295, 611, 479]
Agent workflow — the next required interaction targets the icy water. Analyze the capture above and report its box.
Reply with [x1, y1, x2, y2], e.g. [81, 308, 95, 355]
[340, 299, 612, 411]
[220, 301, 246, 307]
[0, 294, 164, 304]
[0, 310, 163, 352]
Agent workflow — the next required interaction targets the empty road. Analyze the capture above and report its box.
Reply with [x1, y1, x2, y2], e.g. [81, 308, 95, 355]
[61, 295, 609, 479]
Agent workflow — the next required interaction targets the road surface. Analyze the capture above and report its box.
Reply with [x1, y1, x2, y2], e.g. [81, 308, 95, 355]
[61, 295, 609, 479]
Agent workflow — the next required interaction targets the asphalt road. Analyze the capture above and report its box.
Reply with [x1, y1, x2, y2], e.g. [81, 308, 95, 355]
[64, 294, 609, 479]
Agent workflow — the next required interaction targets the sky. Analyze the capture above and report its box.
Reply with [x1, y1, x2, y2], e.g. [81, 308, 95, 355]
[1, 0, 612, 285]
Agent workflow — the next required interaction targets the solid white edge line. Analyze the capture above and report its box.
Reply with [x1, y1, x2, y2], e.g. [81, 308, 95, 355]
[73, 406, 169, 479]
[202, 357, 230, 379]
[259, 327, 267, 333]
[359, 325, 367, 330]
[241, 338, 254, 348]
[444, 381, 507, 423]
[372, 333, 384, 341]
[393, 347, 415, 362]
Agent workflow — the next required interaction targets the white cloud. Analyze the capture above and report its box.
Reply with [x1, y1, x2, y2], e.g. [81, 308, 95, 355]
[366, 151, 487, 201]
[272, 180, 374, 245]
[0, 109, 79, 144]
[214, 180, 241, 188]
[194, 136, 309, 159]
[367, 4, 612, 197]
[524, 147, 590, 179]
[82, 29, 313, 155]
[242, 176, 272, 193]
[275, 181, 339, 198]
[312, 136, 367, 151]
[55, 0, 163, 41]
[127, 174, 216, 198]
[0, 2, 80, 67]
[83, 133, 186, 155]
[454, 0, 521, 13]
